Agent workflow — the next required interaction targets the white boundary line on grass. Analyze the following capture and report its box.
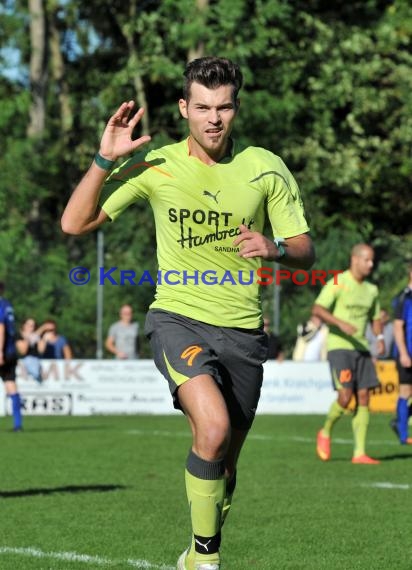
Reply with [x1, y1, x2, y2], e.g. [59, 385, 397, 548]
[126, 429, 399, 445]
[0, 546, 175, 569]
[365, 482, 411, 490]
[127, 429, 191, 438]
[126, 429, 274, 441]
[289, 435, 400, 446]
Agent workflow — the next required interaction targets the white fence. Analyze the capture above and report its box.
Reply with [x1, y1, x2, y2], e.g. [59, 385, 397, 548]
[1, 359, 336, 416]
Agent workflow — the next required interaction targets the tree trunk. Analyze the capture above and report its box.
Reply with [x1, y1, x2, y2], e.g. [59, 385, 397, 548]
[28, 0, 47, 138]
[27, 0, 48, 234]
[188, 0, 209, 62]
[117, 2, 150, 136]
[48, 3, 73, 138]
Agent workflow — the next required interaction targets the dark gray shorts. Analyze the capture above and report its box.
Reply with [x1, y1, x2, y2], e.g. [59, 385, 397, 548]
[328, 349, 380, 391]
[145, 309, 268, 430]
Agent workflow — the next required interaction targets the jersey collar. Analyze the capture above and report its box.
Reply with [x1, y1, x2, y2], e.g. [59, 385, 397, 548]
[184, 137, 236, 164]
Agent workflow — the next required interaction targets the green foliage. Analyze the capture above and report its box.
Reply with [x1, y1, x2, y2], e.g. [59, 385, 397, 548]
[0, 0, 411, 355]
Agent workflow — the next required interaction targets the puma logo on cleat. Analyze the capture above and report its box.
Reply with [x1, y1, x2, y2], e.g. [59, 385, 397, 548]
[203, 190, 221, 204]
[195, 538, 212, 552]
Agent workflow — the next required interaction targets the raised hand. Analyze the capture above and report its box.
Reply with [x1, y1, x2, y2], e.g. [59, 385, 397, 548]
[99, 102, 151, 162]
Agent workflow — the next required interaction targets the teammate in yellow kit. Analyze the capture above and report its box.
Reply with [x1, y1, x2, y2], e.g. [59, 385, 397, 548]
[314, 244, 384, 465]
[61, 57, 315, 569]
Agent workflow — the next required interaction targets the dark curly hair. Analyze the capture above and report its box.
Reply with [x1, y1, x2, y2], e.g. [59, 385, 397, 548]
[183, 56, 243, 102]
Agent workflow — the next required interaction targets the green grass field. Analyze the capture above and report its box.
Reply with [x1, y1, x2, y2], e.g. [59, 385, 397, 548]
[1, 413, 411, 570]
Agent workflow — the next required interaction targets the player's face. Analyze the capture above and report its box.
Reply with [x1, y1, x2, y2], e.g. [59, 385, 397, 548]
[354, 248, 374, 277]
[120, 305, 133, 322]
[179, 82, 238, 164]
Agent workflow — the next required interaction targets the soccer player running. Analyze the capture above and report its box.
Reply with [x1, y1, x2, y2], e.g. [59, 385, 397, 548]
[61, 57, 314, 570]
[314, 244, 384, 465]
[0, 281, 23, 431]
[391, 262, 412, 445]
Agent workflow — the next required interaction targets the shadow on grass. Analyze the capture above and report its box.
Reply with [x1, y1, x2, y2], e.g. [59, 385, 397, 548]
[0, 484, 127, 499]
[376, 453, 412, 461]
[321, 452, 412, 463]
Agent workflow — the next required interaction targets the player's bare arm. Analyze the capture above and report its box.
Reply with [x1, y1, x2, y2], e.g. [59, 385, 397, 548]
[371, 318, 385, 356]
[61, 103, 151, 235]
[312, 304, 357, 336]
[234, 224, 315, 269]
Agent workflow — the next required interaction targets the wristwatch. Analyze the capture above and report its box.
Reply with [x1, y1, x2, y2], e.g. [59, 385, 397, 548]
[273, 237, 286, 261]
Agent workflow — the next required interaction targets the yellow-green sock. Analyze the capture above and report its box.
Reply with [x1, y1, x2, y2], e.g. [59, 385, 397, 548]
[323, 400, 345, 436]
[184, 536, 195, 570]
[352, 405, 369, 457]
[221, 471, 237, 527]
[185, 451, 225, 566]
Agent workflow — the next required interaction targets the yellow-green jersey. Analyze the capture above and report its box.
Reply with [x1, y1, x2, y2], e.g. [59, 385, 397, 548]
[314, 269, 380, 351]
[100, 138, 309, 329]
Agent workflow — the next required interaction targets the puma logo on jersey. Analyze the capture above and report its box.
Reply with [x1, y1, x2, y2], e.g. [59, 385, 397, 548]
[203, 190, 221, 204]
[180, 345, 203, 366]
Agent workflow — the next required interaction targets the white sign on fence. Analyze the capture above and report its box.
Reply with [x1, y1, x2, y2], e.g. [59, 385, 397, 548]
[260, 361, 334, 414]
[0, 359, 334, 417]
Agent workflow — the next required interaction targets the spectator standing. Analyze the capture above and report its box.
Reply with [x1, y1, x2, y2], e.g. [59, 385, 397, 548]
[38, 319, 73, 359]
[105, 304, 139, 359]
[0, 282, 22, 431]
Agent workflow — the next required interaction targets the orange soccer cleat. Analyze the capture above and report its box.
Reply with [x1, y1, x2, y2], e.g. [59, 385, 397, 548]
[351, 454, 380, 465]
[316, 430, 331, 461]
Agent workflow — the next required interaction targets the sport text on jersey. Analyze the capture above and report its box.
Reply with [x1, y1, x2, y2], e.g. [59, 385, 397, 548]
[168, 207, 253, 249]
